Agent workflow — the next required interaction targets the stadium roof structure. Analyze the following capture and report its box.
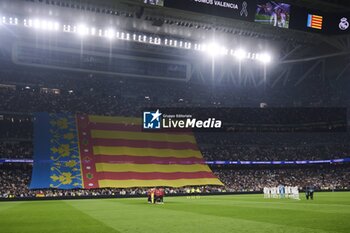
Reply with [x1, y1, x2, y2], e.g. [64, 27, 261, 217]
[3, 0, 350, 87]
[306, 0, 350, 11]
[290, 0, 350, 12]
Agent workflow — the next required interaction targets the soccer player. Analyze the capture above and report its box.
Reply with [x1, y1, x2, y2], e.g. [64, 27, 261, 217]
[266, 187, 272, 198]
[263, 187, 268, 198]
[150, 188, 156, 204]
[147, 188, 152, 203]
[191, 187, 196, 199]
[308, 185, 315, 200]
[278, 185, 285, 199]
[159, 187, 164, 204]
[154, 188, 161, 204]
[196, 187, 201, 199]
[292, 186, 300, 200]
[272, 186, 278, 198]
[305, 186, 310, 200]
[186, 187, 191, 198]
[286, 186, 291, 199]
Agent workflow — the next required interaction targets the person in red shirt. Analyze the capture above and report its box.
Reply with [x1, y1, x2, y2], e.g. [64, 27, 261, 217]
[147, 188, 151, 203]
[159, 188, 165, 204]
[155, 188, 161, 203]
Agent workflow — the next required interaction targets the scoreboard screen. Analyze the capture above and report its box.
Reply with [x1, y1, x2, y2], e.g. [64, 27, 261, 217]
[144, 0, 164, 7]
[145, 0, 257, 22]
[144, 0, 350, 35]
[255, 1, 291, 29]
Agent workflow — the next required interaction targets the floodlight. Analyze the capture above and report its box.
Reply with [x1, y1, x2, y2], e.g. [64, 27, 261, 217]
[259, 53, 272, 64]
[47, 21, 54, 30]
[234, 49, 247, 60]
[5, 14, 272, 63]
[188, 42, 192, 49]
[77, 24, 89, 36]
[205, 43, 227, 57]
[90, 27, 96, 35]
[41, 20, 48, 30]
[33, 19, 40, 29]
[105, 29, 115, 39]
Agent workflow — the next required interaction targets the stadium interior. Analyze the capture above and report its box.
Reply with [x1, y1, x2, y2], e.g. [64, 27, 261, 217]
[0, 0, 350, 233]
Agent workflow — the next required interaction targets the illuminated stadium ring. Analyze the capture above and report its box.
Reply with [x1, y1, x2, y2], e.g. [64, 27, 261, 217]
[0, 14, 271, 63]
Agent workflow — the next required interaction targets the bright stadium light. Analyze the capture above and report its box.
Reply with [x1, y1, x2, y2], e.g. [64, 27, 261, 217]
[205, 43, 227, 57]
[29, 19, 58, 31]
[188, 42, 192, 49]
[9, 17, 18, 25]
[90, 27, 96, 35]
[41, 20, 48, 30]
[54, 22, 59, 31]
[76, 24, 89, 36]
[47, 21, 53, 30]
[259, 53, 272, 64]
[33, 19, 40, 29]
[104, 28, 115, 39]
[234, 49, 247, 60]
[5, 14, 271, 63]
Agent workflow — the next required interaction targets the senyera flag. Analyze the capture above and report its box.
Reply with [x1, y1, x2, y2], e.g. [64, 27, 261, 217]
[30, 113, 223, 189]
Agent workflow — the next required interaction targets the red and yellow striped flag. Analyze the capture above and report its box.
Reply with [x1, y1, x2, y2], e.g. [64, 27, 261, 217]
[307, 14, 323, 30]
[77, 115, 223, 188]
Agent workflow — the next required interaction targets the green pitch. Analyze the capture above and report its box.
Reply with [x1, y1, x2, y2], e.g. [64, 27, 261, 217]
[1, 192, 350, 233]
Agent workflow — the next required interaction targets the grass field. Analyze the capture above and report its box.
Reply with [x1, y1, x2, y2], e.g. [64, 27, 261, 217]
[1, 192, 350, 233]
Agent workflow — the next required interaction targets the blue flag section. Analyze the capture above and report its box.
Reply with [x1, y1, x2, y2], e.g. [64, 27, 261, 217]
[30, 113, 83, 189]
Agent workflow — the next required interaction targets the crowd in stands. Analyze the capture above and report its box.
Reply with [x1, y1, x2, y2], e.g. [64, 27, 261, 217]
[196, 132, 350, 146]
[0, 165, 32, 198]
[197, 132, 350, 161]
[1, 114, 350, 161]
[0, 165, 226, 198]
[201, 144, 350, 161]
[0, 142, 32, 159]
[0, 65, 344, 116]
[2, 129, 350, 161]
[214, 165, 350, 192]
[1, 164, 349, 199]
[0, 115, 32, 139]
[1, 66, 350, 199]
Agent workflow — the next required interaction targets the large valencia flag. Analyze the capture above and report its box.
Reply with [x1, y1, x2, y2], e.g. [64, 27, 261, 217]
[30, 113, 223, 189]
